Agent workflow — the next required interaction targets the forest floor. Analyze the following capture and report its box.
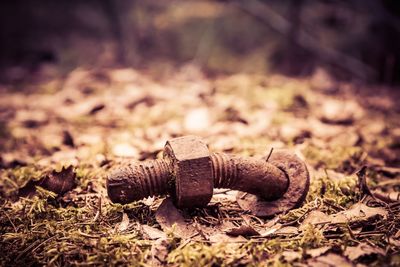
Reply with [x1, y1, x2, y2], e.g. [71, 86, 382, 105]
[0, 65, 400, 266]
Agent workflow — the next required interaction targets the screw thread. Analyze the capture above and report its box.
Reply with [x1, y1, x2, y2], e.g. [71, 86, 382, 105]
[107, 159, 172, 204]
[210, 153, 239, 188]
[210, 152, 289, 201]
[137, 159, 172, 197]
[108, 152, 288, 204]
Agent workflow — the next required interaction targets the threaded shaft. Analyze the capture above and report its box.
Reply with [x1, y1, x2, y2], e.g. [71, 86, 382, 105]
[137, 159, 172, 197]
[108, 152, 289, 204]
[107, 159, 172, 204]
[210, 153, 239, 188]
[210, 152, 289, 201]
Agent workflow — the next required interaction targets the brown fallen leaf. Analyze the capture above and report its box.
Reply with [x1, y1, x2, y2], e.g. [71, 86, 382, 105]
[142, 225, 167, 240]
[274, 226, 299, 236]
[344, 243, 385, 261]
[306, 246, 331, 258]
[389, 237, 400, 247]
[18, 165, 76, 197]
[126, 95, 156, 110]
[88, 103, 105, 115]
[355, 166, 399, 203]
[208, 233, 247, 243]
[356, 166, 373, 197]
[372, 190, 400, 203]
[150, 238, 169, 266]
[281, 250, 302, 262]
[307, 253, 353, 267]
[117, 212, 130, 232]
[40, 166, 77, 195]
[62, 130, 75, 147]
[226, 225, 259, 237]
[155, 198, 198, 239]
[300, 210, 330, 230]
[318, 99, 363, 125]
[373, 166, 400, 177]
[329, 202, 388, 224]
[319, 100, 363, 124]
[259, 223, 283, 237]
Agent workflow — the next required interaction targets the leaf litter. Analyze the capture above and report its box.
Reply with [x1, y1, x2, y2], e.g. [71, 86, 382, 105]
[0, 65, 400, 266]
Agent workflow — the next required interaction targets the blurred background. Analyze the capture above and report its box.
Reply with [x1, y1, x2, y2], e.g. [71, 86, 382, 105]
[0, 0, 399, 85]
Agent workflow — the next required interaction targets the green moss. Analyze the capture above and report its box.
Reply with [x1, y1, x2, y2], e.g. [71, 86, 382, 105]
[0, 166, 46, 197]
[168, 242, 250, 267]
[302, 145, 364, 172]
[299, 224, 324, 248]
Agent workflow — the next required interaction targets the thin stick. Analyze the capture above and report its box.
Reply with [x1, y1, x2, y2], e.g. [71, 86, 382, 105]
[266, 148, 274, 162]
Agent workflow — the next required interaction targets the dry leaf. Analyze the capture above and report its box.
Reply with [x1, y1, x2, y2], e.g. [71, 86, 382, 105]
[142, 225, 167, 240]
[155, 198, 197, 239]
[318, 99, 363, 125]
[329, 203, 388, 224]
[208, 233, 247, 243]
[300, 210, 330, 230]
[281, 251, 302, 262]
[274, 226, 299, 236]
[373, 190, 400, 203]
[117, 212, 130, 232]
[150, 238, 169, 266]
[18, 165, 76, 197]
[356, 166, 373, 197]
[307, 253, 353, 267]
[259, 223, 283, 237]
[62, 130, 75, 147]
[226, 225, 259, 237]
[306, 246, 331, 258]
[344, 243, 385, 261]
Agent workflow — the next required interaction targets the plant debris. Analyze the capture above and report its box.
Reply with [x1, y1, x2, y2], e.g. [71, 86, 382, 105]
[1, 66, 399, 266]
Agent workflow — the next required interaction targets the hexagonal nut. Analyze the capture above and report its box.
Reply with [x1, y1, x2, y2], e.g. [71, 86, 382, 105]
[163, 136, 213, 208]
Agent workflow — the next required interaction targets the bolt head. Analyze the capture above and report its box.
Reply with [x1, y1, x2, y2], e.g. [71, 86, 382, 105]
[164, 136, 213, 208]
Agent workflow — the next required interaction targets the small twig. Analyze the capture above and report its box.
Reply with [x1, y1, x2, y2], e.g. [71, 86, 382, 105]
[355, 231, 385, 237]
[265, 148, 274, 162]
[372, 190, 400, 203]
[346, 224, 356, 240]
[16, 235, 56, 261]
[3, 210, 17, 232]
[77, 230, 101, 238]
[357, 166, 373, 197]
[92, 195, 102, 222]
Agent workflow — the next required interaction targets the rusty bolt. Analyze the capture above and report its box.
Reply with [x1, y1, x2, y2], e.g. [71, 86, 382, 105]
[107, 136, 309, 215]
[237, 150, 309, 217]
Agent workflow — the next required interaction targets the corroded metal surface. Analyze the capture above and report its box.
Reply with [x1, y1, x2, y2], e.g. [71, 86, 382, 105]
[211, 153, 288, 201]
[237, 150, 310, 217]
[107, 136, 309, 215]
[107, 159, 172, 204]
[164, 136, 213, 208]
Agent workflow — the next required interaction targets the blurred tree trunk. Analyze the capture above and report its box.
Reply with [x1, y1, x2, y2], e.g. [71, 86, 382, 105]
[100, 0, 127, 65]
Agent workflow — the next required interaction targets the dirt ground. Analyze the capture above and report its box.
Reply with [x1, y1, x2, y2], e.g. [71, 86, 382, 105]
[0, 65, 400, 266]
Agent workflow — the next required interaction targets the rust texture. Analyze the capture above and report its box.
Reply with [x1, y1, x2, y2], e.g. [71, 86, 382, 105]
[164, 136, 214, 208]
[210, 153, 288, 201]
[107, 159, 172, 204]
[237, 150, 310, 217]
[107, 136, 309, 214]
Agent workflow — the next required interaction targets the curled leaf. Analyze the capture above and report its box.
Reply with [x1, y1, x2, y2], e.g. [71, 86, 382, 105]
[18, 166, 76, 197]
